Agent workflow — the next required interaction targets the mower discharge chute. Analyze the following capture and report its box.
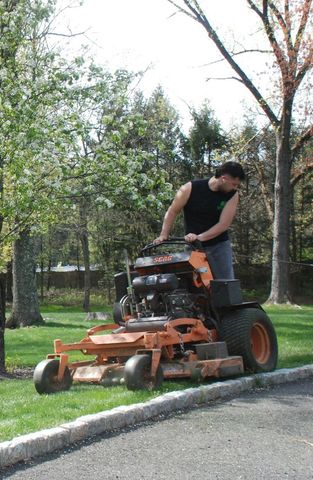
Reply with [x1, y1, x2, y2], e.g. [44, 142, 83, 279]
[33, 239, 278, 394]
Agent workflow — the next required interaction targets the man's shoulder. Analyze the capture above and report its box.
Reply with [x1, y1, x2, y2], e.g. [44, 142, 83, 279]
[191, 177, 210, 184]
[191, 178, 210, 189]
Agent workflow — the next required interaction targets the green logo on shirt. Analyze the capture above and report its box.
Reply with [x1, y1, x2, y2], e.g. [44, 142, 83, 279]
[217, 201, 226, 211]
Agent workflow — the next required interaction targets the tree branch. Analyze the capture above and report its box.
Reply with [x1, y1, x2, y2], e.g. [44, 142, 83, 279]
[295, 56, 313, 88]
[291, 125, 313, 158]
[248, 0, 290, 81]
[294, 0, 312, 54]
[206, 76, 244, 83]
[291, 162, 313, 188]
[169, 1, 280, 127]
[200, 48, 272, 67]
[269, 1, 294, 59]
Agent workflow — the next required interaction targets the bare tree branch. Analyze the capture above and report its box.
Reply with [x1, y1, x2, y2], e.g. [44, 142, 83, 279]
[200, 48, 272, 68]
[291, 161, 313, 188]
[46, 30, 88, 38]
[173, 0, 280, 126]
[292, 125, 313, 157]
[206, 76, 243, 83]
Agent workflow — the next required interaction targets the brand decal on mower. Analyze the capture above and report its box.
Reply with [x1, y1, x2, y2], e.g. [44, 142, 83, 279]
[153, 255, 173, 263]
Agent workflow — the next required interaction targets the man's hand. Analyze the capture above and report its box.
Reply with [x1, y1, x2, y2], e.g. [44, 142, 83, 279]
[184, 233, 198, 243]
[153, 235, 168, 244]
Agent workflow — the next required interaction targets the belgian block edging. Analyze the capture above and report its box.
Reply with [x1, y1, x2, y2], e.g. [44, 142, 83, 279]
[1, 364, 313, 470]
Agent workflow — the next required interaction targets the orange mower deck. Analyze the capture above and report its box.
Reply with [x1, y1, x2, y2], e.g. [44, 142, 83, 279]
[34, 318, 244, 393]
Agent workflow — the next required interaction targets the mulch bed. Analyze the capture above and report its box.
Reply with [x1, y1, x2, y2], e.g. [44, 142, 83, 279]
[0, 367, 34, 380]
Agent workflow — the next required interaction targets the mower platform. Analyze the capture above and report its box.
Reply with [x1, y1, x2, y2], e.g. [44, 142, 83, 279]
[33, 318, 243, 393]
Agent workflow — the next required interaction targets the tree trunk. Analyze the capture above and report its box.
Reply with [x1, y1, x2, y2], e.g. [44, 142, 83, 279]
[79, 198, 91, 312]
[0, 155, 5, 370]
[7, 230, 43, 328]
[5, 260, 13, 302]
[0, 273, 6, 372]
[40, 236, 44, 302]
[267, 118, 293, 303]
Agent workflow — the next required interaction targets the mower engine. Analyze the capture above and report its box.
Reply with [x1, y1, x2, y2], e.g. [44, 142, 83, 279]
[132, 273, 207, 321]
[114, 241, 214, 329]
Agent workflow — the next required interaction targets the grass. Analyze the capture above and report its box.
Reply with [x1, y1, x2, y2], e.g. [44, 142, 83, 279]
[5, 306, 101, 368]
[1, 301, 313, 442]
[265, 304, 313, 368]
[0, 378, 194, 443]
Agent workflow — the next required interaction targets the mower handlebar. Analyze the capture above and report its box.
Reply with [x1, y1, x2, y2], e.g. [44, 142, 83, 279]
[140, 237, 204, 255]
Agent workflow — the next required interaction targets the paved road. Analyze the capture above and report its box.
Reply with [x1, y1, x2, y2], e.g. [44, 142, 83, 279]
[3, 379, 313, 480]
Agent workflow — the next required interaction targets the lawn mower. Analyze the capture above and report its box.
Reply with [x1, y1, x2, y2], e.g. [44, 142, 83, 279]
[33, 238, 278, 393]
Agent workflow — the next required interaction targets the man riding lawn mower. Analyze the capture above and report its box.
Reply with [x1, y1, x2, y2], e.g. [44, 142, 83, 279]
[33, 238, 278, 393]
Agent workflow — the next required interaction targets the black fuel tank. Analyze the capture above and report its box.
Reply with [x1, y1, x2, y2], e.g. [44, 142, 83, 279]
[132, 273, 179, 294]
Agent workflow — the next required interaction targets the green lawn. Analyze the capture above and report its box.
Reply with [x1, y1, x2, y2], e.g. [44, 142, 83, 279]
[265, 304, 313, 368]
[1, 304, 312, 443]
[5, 306, 103, 368]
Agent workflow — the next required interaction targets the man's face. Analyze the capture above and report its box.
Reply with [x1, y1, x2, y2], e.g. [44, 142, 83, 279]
[219, 175, 241, 192]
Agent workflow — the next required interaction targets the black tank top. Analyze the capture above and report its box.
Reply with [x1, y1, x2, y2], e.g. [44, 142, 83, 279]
[183, 178, 236, 246]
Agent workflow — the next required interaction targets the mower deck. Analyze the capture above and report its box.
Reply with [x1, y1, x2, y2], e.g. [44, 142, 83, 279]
[35, 318, 244, 393]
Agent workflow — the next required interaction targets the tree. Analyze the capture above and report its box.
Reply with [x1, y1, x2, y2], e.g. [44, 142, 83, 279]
[229, 121, 275, 266]
[7, 230, 43, 328]
[0, 1, 104, 331]
[167, 0, 313, 302]
[0, 0, 76, 327]
[51, 77, 180, 305]
[187, 101, 228, 176]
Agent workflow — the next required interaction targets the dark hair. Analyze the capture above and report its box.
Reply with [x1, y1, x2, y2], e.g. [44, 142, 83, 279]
[215, 161, 245, 180]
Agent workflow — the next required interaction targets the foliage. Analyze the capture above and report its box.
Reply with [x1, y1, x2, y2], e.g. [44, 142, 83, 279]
[41, 85, 185, 290]
[0, 0, 87, 257]
[186, 101, 228, 176]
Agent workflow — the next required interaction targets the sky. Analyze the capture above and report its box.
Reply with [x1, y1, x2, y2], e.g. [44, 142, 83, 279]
[59, 0, 266, 132]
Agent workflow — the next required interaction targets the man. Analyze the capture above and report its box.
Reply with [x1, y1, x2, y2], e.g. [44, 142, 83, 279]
[154, 161, 245, 279]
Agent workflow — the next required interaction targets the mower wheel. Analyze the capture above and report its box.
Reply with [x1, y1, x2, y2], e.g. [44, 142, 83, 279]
[33, 359, 72, 394]
[124, 354, 163, 391]
[219, 307, 278, 373]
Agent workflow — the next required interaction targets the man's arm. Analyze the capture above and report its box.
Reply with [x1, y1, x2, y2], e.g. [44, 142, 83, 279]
[185, 192, 239, 243]
[154, 182, 191, 243]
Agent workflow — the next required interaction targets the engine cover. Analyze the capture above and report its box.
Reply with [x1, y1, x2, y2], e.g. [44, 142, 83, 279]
[132, 273, 179, 295]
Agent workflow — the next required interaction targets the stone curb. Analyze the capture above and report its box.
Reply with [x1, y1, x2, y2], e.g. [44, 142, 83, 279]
[1, 365, 313, 470]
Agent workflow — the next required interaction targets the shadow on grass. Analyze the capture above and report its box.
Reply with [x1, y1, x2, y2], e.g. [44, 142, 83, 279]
[43, 321, 95, 330]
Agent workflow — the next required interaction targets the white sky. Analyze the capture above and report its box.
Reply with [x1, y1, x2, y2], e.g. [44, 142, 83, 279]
[59, 0, 267, 132]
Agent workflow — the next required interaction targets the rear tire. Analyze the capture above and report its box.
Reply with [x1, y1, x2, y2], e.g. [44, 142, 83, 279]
[33, 359, 72, 394]
[124, 354, 163, 391]
[219, 308, 278, 373]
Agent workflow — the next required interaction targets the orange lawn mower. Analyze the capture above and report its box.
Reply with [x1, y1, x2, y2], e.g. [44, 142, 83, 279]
[33, 239, 278, 393]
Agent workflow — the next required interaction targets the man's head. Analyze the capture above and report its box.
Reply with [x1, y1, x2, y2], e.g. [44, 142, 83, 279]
[215, 161, 245, 192]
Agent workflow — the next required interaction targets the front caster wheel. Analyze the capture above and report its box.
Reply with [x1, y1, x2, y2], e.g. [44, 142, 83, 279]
[33, 359, 72, 394]
[124, 354, 163, 391]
